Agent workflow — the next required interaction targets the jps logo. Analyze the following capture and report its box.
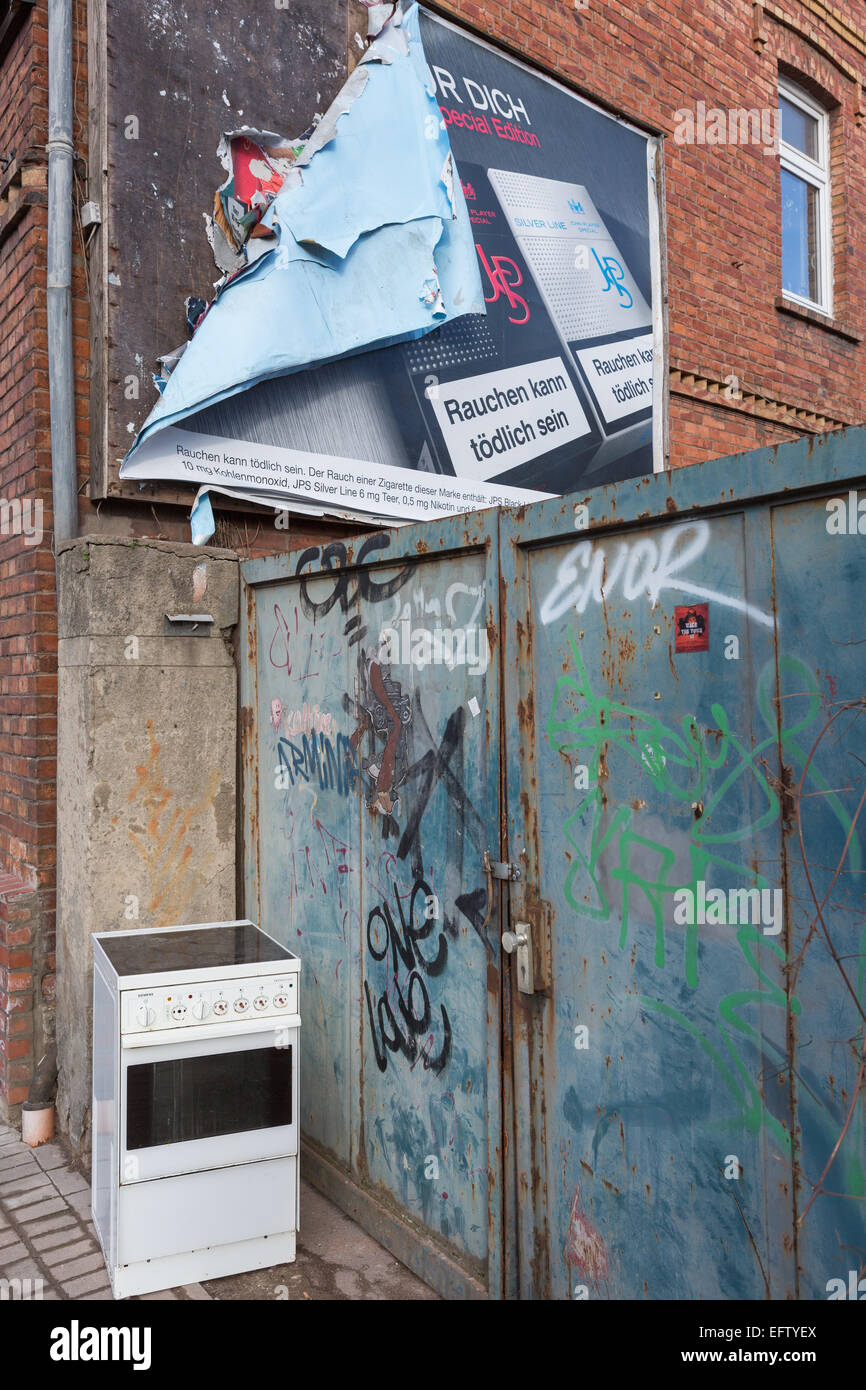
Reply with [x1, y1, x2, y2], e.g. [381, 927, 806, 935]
[593, 249, 633, 309]
[476, 242, 529, 325]
[568, 197, 584, 213]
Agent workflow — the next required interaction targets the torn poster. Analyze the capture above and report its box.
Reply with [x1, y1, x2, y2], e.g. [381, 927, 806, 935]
[122, 3, 659, 537]
[205, 127, 311, 276]
[123, 3, 484, 464]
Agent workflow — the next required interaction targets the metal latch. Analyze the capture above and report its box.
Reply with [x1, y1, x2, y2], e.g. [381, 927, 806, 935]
[483, 851, 521, 882]
[502, 921, 534, 994]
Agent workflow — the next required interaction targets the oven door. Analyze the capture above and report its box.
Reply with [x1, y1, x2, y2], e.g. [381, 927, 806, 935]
[120, 1021, 298, 1183]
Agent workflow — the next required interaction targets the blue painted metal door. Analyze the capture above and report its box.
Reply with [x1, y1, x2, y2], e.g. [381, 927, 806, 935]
[242, 429, 865, 1299]
[241, 515, 508, 1299]
[501, 431, 866, 1299]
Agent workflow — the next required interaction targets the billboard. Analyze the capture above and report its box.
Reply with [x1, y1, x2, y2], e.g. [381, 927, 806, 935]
[121, 6, 662, 524]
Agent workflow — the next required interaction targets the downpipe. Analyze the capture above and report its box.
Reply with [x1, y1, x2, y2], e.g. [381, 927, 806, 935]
[47, 0, 78, 547]
[41, 0, 75, 1148]
[22, 1043, 58, 1147]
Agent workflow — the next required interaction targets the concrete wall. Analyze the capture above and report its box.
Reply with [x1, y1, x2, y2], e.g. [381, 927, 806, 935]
[55, 536, 239, 1149]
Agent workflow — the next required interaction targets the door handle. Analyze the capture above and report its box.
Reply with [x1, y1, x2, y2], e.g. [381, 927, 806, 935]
[502, 920, 535, 994]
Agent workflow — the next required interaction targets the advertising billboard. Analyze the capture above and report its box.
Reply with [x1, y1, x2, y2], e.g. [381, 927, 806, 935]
[121, 6, 663, 524]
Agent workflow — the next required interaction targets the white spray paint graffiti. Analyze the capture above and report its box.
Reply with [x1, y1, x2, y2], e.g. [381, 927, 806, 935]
[539, 520, 774, 629]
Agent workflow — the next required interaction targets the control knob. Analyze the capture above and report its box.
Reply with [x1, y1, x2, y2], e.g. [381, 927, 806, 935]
[501, 930, 528, 954]
[169, 1003, 188, 1022]
[233, 996, 250, 1014]
[191, 998, 210, 1021]
[135, 1004, 155, 1028]
[213, 999, 229, 1017]
[273, 991, 289, 1009]
[253, 995, 269, 1012]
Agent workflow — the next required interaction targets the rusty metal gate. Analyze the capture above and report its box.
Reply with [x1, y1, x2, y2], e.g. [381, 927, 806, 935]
[240, 512, 508, 1298]
[241, 429, 866, 1299]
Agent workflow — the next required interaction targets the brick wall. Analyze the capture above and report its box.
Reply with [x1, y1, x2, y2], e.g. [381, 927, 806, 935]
[0, 881, 52, 1110]
[0, 0, 88, 1119]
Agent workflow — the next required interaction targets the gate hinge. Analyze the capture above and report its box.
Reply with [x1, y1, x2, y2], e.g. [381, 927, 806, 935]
[483, 851, 521, 882]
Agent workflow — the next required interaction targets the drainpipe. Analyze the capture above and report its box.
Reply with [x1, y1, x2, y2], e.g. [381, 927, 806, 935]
[47, 0, 78, 546]
[42, 0, 75, 1149]
[22, 1044, 58, 1147]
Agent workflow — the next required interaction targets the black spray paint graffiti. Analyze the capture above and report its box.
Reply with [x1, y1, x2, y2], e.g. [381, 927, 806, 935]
[349, 687, 490, 944]
[292, 532, 491, 1087]
[364, 876, 454, 1075]
[294, 534, 414, 645]
[297, 532, 489, 923]
[359, 700, 493, 1077]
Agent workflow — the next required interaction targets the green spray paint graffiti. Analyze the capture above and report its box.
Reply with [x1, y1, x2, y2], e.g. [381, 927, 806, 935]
[546, 634, 862, 1160]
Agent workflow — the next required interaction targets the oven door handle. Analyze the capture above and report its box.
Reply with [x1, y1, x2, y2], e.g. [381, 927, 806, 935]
[121, 1013, 301, 1050]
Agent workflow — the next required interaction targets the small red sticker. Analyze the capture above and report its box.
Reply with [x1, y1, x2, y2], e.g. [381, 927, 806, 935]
[675, 604, 709, 652]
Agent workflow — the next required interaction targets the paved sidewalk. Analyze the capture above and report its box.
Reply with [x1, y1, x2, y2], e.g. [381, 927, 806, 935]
[0, 1122, 437, 1301]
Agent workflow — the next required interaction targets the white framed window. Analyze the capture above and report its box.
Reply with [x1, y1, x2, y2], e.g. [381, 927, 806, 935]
[778, 77, 832, 315]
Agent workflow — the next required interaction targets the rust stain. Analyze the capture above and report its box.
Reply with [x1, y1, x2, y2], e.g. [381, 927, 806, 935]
[126, 719, 221, 925]
[516, 686, 535, 734]
[597, 744, 609, 786]
[778, 762, 797, 834]
[617, 633, 637, 670]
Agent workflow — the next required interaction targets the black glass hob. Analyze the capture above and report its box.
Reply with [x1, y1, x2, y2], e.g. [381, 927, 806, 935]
[97, 921, 294, 976]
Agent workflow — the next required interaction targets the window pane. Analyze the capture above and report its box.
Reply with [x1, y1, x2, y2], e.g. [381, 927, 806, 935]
[126, 1044, 293, 1150]
[781, 167, 819, 303]
[779, 95, 819, 160]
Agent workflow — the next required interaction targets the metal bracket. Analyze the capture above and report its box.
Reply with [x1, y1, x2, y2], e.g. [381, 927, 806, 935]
[483, 851, 521, 882]
[502, 920, 535, 994]
[165, 613, 214, 633]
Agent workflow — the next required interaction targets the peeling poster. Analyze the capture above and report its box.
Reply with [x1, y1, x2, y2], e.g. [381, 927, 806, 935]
[121, 3, 660, 536]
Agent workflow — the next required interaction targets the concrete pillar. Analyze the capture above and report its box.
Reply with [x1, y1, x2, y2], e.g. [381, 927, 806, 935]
[55, 536, 239, 1149]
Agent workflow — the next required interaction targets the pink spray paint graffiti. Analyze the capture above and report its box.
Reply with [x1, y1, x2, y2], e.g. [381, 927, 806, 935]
[565, 1188, 611, 1293]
